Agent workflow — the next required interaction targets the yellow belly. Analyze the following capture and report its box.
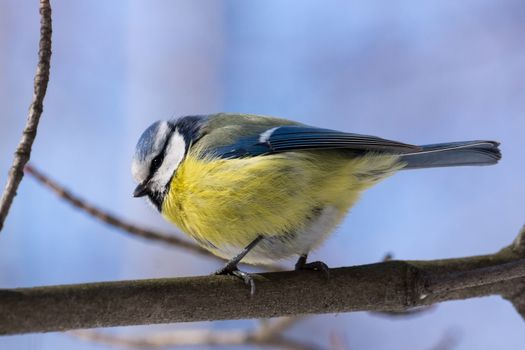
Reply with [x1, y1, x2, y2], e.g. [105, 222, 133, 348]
[162, 149, 402, 262]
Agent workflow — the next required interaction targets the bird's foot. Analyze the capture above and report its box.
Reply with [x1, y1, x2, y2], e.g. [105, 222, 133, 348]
[295, 255, 330, 278]
[215, 264, 256, 296]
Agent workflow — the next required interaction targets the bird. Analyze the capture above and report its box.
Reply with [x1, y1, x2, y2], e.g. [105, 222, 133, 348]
[131, 113, 501, 292]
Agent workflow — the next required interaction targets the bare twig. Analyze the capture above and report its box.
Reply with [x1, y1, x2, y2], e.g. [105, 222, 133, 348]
[3, 233, 525, 335]
[0, 0, 52, 232]
[24, 164, 285, 271]
[72, 317, 318, 350]
[24, 164, 211, 258]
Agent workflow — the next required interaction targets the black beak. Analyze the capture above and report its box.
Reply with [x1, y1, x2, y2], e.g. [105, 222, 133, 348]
[133, 182, 149, 198]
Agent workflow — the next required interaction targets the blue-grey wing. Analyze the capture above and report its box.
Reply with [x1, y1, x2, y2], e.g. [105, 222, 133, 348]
[210, 125, 421, 158]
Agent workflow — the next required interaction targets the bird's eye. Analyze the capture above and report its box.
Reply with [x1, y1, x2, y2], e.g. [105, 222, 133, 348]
[150, 155, 163, 173]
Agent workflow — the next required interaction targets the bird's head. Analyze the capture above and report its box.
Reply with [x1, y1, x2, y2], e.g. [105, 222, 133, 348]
[131, 116, 204, 210]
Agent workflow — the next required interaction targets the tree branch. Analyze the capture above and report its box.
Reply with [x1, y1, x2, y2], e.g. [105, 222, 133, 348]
[0, 0, 52, 232]
[2, 240, 525, 335]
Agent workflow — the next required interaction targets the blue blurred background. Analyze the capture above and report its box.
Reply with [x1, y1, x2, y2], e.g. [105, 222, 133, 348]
[1, 1, 524, 349]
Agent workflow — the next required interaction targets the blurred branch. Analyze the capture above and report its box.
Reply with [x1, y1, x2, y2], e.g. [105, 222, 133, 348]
[428, 329, 461, 350]
[71, 317, 318, 350]
[24, 164, 284, 271]
[24, 164, 211, 258]
[0, 0, 52, 232]
[328, 332, 348, 350]
[3, 226, 525, 335]
[255, 317, 303, 342]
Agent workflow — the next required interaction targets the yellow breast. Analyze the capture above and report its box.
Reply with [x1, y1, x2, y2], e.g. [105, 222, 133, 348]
[162, 148, 402, 258]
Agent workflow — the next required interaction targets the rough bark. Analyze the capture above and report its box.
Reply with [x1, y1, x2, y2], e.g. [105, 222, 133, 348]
[2, 245, 525, 335]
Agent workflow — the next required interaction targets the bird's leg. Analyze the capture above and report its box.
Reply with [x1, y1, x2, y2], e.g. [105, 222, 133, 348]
[295, 253, 330, 278]
[215, 235, 263, 295]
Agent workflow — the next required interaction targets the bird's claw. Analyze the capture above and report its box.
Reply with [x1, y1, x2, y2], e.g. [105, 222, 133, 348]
[215, 265, 256, 296]
[295, 260, 330, 278]
[231, 269, 256, 295]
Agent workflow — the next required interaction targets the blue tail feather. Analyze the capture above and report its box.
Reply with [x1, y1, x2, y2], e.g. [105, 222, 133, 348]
[400, 141, 501, 169]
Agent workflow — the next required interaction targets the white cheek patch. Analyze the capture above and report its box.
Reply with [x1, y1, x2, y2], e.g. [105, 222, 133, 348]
[149, 130, 186, 193]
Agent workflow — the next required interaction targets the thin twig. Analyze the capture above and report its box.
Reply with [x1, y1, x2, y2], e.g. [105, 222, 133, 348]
[24, 164, 211, 258]
[24, 164, 285, 271]
[0, 0, 52, 232]
[71, 318, 319, 350]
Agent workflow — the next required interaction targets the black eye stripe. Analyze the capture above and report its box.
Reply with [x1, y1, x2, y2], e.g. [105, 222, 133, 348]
[146, 115, 204, 184]
[148, 125, 176, 177]
[150, 155, 163, 173]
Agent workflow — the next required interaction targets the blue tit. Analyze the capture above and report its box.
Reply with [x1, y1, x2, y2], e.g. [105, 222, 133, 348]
[131, 113, 501, 289]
